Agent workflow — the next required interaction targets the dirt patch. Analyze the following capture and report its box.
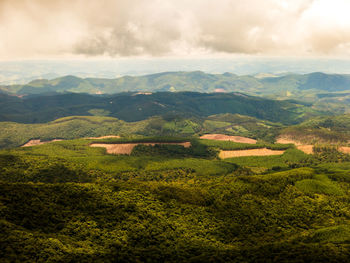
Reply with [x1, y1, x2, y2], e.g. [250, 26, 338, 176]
[87, 135, 120, 139]
[90, 142, 191, 155]
[277, 137, 313, 154]
[22, 139, 63, 147]
[276, 137, 303, 145]
[339, 147, 350, 154]
[297, 145, 314, 154]
[200, 134, 257, 144]
[219, 148, 285, 159]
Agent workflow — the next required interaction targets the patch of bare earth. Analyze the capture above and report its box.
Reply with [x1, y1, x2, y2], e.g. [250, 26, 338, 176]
[21, 139, 63, 147]
[87, 135, 121, 139]
[200, 134, 257, 144]
[276, 137, 313, 154]
[296, 145, 314, 154]
[219, 148, 285, 159]
[276, 137, 303, 145]
[339, 147, 350, 154]
[90, 142, 191, 155]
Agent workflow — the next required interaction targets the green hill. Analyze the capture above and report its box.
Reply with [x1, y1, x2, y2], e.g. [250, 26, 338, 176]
[0, 91, 321, 124]
[278, 114, 350, 144]
[4, 70, 350, 114]
[0, 113, 284, 149]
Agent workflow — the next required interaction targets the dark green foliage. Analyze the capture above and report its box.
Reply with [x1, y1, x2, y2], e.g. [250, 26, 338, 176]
[0, 91, 320, 124]
[131, 141, 217, 159]
[2, 134, 350, 261]
[0, 154, 95, 183]
[313, 146, 350, 163]
[2, 161, 350, 262]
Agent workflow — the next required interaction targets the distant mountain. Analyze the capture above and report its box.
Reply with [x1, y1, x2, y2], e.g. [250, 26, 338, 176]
[261, 72, 350, 91]
[2, 71, 350, 98]
[0, 91, 322, 125]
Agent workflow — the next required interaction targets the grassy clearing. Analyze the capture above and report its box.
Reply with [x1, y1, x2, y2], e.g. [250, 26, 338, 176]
[295, 174, 344, 196]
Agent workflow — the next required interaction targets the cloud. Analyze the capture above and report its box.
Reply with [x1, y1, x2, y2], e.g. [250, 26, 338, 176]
[0, 0, 350, 59]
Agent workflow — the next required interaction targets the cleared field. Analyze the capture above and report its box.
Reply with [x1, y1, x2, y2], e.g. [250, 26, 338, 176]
[200, 134, 257, 144]
[219, 148, 285, 159]
[277, 137, 313, 154]
[86, 135, 120, 139]
[90, 142, 191, 155]
[276, 137, 303, 145]
[339, 147, 350, 154]
[21, 139, 63, 147]
[297, 145, 314, 154]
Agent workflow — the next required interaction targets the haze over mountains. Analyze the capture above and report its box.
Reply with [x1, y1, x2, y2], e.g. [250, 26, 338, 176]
[4, 59, 350, 85]
[2, 71, 350, 96]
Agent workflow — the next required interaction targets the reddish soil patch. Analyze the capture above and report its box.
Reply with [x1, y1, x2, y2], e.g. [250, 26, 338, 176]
[277, 137, 313, 154]
[200, 134, 257, 144]
[339, 147, 350, 154]
[219, 148, 285, 159]
[87, 135, 121, 139]
[297, 145, 314, 154]
[90, 142, 191, 155]
[22, 139, 63, 147]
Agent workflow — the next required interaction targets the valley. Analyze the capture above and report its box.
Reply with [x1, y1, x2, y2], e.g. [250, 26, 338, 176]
[2, 80, 350, 262]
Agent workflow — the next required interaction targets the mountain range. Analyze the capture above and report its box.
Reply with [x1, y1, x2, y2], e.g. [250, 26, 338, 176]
[2, 71, 350, 96]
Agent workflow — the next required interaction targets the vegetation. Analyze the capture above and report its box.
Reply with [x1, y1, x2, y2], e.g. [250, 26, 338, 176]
[4, 71, 350, 113]
[0, 91, 322, 124]
[3, 80, 350, 261]
[279, 114, 350, 144]
[0, 113, 289, 149]
[2, 137, 350, 261]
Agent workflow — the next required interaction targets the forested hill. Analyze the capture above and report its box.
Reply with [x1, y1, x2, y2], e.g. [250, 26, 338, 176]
[0, 92, 321, 124]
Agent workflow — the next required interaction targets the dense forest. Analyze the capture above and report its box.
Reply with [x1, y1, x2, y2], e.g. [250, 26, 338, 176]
[0, 91, 321, 124]
[1, 136, 350, 262]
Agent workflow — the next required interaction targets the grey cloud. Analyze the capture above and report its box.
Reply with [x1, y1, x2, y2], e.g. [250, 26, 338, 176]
[0, 0, 349, 58]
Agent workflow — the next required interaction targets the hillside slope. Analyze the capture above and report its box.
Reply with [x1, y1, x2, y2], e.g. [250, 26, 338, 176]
[0, 113, 283, 149]
[278, 114, 350, 144]
[0, 92, 321, 124]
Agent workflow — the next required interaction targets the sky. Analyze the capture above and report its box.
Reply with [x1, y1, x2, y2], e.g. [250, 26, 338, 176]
[1, 0, 350, 60]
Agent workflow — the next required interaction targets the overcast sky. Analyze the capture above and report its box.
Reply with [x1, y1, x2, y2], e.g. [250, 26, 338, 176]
[1, 0, 350, 60]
